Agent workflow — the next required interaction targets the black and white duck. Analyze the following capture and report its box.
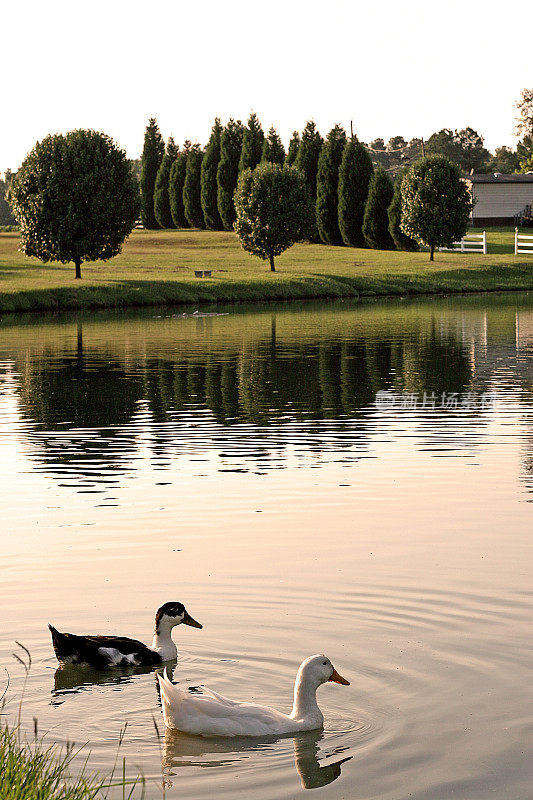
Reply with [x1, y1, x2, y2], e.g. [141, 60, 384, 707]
[49, 601, 202, 668]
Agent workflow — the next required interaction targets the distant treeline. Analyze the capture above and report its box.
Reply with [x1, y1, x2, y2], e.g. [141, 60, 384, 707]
[2, 89, 531, 231]
[138, 107, 532, 251]
[140, 116, 419, 250]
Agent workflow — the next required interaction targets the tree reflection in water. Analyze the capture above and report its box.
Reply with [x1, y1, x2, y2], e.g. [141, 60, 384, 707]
[12, 313, 490, 489]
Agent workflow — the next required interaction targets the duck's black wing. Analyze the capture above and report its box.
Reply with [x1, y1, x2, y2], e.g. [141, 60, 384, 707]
[48, 625, 162, 668]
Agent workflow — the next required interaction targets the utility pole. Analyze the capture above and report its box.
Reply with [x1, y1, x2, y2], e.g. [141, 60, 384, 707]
[350, 120, 354, 140]
[421, 137, 425, 157]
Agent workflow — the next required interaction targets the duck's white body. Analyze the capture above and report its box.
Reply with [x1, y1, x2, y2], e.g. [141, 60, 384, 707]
[158, 654, 349, 737]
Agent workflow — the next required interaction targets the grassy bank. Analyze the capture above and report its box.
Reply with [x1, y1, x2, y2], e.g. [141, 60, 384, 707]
[0, 227, 531, 314]
[0, 724, 142, 800]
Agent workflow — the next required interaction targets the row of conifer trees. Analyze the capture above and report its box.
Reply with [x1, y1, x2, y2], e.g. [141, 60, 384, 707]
[140, 115, 418, 251]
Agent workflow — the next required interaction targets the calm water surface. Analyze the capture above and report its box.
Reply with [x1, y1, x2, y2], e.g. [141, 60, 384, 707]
[0, 295, 532, 799]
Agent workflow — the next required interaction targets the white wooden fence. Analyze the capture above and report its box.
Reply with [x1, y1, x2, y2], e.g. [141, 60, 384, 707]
[438, 231, 487, 254]
[515, 228, 533, 255]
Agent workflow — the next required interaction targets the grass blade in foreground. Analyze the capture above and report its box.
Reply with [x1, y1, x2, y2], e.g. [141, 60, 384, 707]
[0, 724, 144, 800]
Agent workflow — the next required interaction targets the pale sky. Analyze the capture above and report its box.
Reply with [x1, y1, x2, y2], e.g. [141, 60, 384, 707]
[2, 0, 531, 174]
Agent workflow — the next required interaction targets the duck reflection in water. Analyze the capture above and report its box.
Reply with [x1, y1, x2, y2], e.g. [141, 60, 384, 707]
[52, 662, 176, 700]
[161, 727, 352, 790]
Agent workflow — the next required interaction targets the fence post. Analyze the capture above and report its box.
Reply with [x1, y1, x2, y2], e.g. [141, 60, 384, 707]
[515, 227, 518, 256]
[483, 231, 487, 254]
[461, 238, 465, 253]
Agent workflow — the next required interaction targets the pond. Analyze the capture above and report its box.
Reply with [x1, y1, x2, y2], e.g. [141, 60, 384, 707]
[0, 294, 532, 799]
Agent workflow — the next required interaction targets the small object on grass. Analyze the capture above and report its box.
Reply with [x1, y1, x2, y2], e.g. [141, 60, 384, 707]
[194, 270, 212, 278]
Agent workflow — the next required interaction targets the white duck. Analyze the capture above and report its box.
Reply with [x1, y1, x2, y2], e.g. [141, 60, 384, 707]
[158, 654, 349, 737]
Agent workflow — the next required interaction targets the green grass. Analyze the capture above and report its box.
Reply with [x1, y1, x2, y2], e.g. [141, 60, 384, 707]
[0, 227, 531, 314]
[0, 645, 146, 800]
[0, 724, 143, 800]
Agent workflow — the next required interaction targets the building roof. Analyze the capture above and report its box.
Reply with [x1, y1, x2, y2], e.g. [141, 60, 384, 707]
[465, 173, 533, 184]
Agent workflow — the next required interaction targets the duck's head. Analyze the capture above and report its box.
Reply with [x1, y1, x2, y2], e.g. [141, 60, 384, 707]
[155, 602, 203, 633]
[298, 654, 350, 688]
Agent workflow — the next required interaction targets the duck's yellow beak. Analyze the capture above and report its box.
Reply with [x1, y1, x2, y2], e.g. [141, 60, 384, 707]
[183, 611, 203, 629]
[328, 667, 350, 685]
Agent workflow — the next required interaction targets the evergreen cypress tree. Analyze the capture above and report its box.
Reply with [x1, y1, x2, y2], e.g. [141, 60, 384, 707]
[316, 124, 346, 245]
[0, 173, 16, 225]
[285, 131, 300, 166]
[183, 144, 205, 229]
[140, 118, 165, 229]
[154, 137, 179, 229]
[217, 119, 244, 231]
[388, 168, 419, 251]
[337, 138, 374, 247]
[169, 142, 191, 228]
[201, 118, 223, 230]
[239, 113, 264, 172]
[294, 121, 323, 241]
[261, 126, 285, 165]
[362, 167, 395, 250]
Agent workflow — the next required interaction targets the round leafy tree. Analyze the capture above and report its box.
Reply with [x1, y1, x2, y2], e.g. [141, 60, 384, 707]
[400, 155, 473, 260]
[234, 163, 310, 271]
[9, 129, 139, 279]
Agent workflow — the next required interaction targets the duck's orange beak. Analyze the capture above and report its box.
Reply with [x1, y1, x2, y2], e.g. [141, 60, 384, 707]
[328, 667, 350, 685]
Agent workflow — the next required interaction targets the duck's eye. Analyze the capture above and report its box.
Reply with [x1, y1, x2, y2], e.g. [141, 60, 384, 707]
[323, 661, 327, 665]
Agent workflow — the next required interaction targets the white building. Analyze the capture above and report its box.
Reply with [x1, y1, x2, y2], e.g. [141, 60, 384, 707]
[464, 173, 533, 226]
